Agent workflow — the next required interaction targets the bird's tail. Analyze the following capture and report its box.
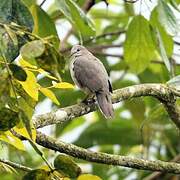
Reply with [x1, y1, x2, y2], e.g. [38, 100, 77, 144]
[96, 92, 114, 119]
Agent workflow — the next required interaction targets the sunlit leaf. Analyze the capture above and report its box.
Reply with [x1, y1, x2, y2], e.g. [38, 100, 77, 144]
[55, 0, 95, 40]
[0, 131, 25, 151]
[20, 40, 45, 60]
[13, 126, 36, 142]
[124, 15, 156, 73]
[51, 82, 74, 89]
[150, 7, 174, 57]
[39, 87, 60, 105]
[77, 174, 102, 180]
[18, 70, 38, 101]
[157, 0, 179, 35]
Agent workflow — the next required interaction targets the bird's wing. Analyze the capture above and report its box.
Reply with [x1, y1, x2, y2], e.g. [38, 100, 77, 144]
[73, 56, 109, 93]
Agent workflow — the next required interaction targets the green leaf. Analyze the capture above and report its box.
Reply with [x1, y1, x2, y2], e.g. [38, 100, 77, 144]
[157, 0, 179, 35]
[22, 169, 50, 180]
[0, 0, 33, 30]
[167, 75, 180, 89]
[124, 15, 156, 73]
[0, 107, 19, 131]
[39, 87, 60, 105]
[9, 64, 27, 81]
[21, 0, 36, 7]
[20, 40, 45, 60]
[30, 5, 59, 49]
[124, 98, 145, 123]
[54, 154, 81, 178]
[55, 0, 95, 40]
[0, 0, 33, 61]
[74, 119, 141, 148]
[51, 82, 74, 89]
[0, 131, 25, 151]
[156, 28, 171, 72]
[150, 7, 174, 57]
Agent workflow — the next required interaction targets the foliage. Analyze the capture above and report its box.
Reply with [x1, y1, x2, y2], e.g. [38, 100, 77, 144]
[0, 0, 180, 179]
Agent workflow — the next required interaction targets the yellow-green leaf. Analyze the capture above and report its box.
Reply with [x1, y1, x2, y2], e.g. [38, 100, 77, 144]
[19, 58, 37, 69]
[51, 82, 74, 89]
[0, 131, 25, 151]
[77, 174, 102, 180]
[40, 87, 60, 105]
[38, 68, 58, 81]
[13, 126, 36, 142]
[18, 70, 38, 101]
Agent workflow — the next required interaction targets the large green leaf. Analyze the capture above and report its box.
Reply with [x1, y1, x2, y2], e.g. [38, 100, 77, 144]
[55, 0, 95, 40]
[74, 119, 141, 148]
[30, 5, 59, 49]
[124, 15, 156, 73]
[157, 0, 179, 35]
[150, 7, 174, 57]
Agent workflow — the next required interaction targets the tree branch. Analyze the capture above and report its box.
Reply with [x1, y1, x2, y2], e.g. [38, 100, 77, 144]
[0, 158, 32, 172]
[33, 84, 180, 129]
[36, 131, 180, 174]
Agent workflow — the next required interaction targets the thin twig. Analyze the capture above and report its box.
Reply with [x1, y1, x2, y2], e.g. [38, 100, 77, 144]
[0, 158, 32, 172]
[40, 0, 46, 7]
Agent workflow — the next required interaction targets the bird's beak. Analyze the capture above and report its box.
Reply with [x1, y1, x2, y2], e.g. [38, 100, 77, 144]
[69, 51, 76, 58]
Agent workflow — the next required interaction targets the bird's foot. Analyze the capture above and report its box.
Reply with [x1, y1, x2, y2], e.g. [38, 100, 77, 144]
[82, 95, 96, 105]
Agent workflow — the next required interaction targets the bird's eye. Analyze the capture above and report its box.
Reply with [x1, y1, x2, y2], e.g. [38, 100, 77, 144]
[77, 48, 80, 52]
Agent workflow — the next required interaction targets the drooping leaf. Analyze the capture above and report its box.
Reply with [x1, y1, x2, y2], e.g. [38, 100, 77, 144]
[54, 154, 81, 178]
[39, 87, 60, 105]
[157, 0, 179, 35]
[150, 7, 174, 57]
[124, 15, 156, 73]
[0, 131, 25, 150]
[51, 82, 74, 89]
[20, 40, 45, 60]
[18, 70, 38, 101]
[55, 0, 95, 40]
[30, 5, 59, 49]
[9, 64, 27, 81]
[0, 107, 19, 131]
[13, 125, 36, 141]
[156, 28, 171, 72]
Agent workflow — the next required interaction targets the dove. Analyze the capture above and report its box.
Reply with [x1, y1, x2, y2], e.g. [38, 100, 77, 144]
[70, 45, 114, 118]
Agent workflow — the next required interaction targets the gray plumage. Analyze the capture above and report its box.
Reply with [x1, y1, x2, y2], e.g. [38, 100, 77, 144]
[70, 45, 114, 118]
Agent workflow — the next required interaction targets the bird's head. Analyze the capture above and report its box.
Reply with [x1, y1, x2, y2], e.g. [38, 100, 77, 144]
[70, 45, 86, 57]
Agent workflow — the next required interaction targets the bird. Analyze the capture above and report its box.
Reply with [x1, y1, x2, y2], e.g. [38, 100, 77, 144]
[69, 45, 114, 118]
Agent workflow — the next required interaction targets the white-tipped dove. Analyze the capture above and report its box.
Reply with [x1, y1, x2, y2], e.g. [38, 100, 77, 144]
[70, 45, 114, 118]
